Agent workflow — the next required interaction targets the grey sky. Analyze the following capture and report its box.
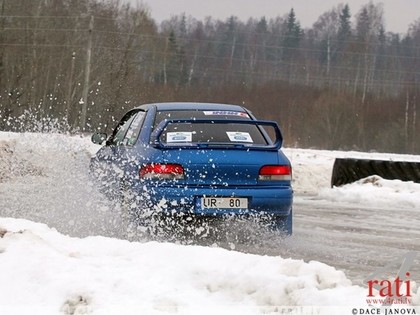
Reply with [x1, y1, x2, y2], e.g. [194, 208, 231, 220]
[127, 0, 419, 34]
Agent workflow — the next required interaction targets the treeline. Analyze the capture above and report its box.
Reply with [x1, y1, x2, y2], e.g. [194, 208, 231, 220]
[0, 0, 419, 153]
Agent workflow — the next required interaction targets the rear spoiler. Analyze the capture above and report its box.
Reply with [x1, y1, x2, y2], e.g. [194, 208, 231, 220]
[152, 118, 283, 150]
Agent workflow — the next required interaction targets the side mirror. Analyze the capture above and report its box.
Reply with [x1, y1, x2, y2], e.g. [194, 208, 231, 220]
[91, 132, 107, 145]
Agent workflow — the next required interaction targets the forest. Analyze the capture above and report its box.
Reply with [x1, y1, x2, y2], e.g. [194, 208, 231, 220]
[0, 0, 419, 154]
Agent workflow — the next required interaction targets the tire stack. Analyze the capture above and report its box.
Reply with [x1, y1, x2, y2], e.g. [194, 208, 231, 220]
[331, 158, 420, 187]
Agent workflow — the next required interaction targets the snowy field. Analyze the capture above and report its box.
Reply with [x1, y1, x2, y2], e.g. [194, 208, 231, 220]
[0, 131, 419, 314]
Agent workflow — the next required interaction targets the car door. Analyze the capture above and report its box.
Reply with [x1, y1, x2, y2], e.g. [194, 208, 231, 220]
[93, 110, 146, 197]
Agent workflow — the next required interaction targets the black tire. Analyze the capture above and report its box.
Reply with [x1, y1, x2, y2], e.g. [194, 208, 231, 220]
[273, 208, 293, 236]
[118, 183, 152, 240]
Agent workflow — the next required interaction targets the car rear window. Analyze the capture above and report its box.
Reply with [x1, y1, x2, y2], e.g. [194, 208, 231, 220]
[154, 110, 268, 145]
[154, 110, 251, 125]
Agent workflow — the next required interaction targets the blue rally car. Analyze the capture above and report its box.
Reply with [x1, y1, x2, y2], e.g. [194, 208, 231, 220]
[90, 102, 293, 235]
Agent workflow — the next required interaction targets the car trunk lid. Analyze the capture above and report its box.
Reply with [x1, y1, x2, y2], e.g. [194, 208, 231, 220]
[162, 149, 278, 186]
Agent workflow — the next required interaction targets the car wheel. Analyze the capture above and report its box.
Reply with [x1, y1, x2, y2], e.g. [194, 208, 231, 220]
[119, 181, 135, 215]
[118, 182, 151, 240]
[273, 208, 293, 236]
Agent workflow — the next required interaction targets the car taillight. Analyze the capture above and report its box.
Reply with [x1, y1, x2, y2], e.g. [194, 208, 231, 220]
[259, 165, 292, 181]
[139, 163, 185, 180]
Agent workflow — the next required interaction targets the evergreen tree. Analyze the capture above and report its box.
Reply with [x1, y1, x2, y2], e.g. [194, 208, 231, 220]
[256, 16, 268, 34]
[337, 4, 351, 43]
[356, 7, 370, 43]
[283, 8, 304, 61]
[336, 4, 352, 66]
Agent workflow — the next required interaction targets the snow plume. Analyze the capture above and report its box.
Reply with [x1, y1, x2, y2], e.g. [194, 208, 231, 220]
[0, 132, 124, 239]
[0, 139, 44, 183]
[1, 109, 75, 134]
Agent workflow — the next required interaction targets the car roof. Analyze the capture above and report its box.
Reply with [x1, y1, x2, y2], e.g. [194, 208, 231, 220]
[136, 102, 247, 112]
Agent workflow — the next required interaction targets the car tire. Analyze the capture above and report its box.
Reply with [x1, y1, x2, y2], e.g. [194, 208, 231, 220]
[118, 182, 151, 239]
[273, 208, 293, 236]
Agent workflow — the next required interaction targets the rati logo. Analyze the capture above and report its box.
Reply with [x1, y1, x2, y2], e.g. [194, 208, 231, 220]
[363, 252, 417, 306]
[367, 271, 412, 302]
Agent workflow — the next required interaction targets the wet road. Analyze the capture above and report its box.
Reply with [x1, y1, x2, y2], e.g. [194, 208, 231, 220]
[244, 195, 420, 286]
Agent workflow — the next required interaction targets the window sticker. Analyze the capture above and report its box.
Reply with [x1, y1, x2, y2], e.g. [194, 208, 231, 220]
[203, 111, 249, 118]
[226, 132, 253, 143]
[166, 132, 193, 143]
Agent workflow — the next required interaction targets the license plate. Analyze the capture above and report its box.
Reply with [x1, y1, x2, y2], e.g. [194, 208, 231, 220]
[201, 197, 248, 209]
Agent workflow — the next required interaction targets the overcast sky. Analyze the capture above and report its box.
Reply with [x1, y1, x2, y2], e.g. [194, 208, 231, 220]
[127, 0, 419, 34]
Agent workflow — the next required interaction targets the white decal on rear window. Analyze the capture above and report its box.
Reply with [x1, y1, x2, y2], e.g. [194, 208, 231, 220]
[226, 132, 253, 143]
[203, 111, 249, 118]
[166, 132, 193, 143]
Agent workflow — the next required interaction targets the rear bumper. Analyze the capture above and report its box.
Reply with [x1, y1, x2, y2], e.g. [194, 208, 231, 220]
[135, 184, 293, 216]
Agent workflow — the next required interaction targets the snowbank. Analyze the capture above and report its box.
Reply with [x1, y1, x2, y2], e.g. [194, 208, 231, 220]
[284, 148, 420, 209]
[0, 218, 368, 315]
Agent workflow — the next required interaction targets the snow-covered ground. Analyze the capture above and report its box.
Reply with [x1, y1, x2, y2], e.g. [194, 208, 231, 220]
[0, 131, 419, 314]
